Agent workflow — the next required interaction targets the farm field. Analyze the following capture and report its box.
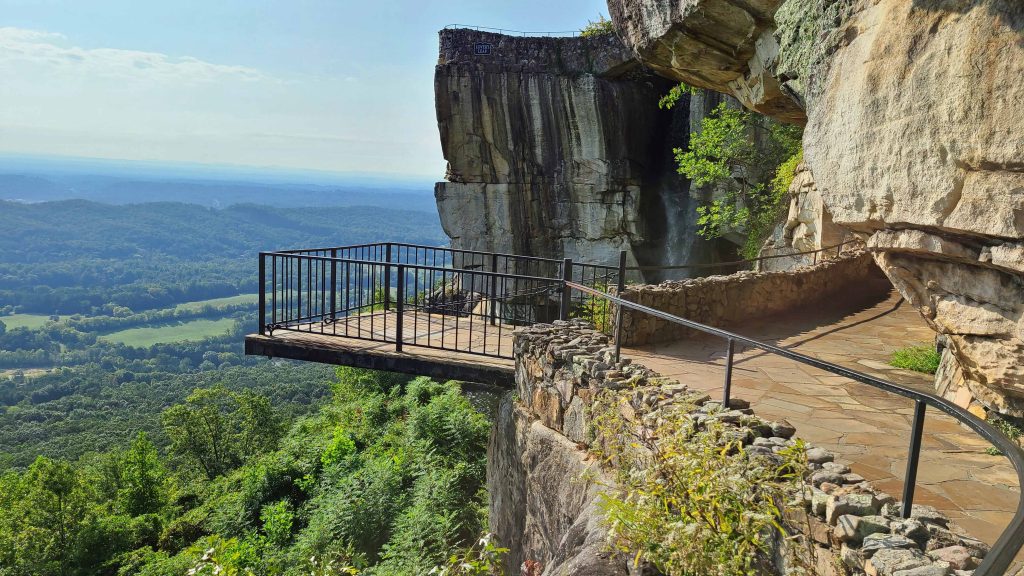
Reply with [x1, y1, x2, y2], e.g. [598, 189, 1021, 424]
[172, 293, 258, 312]
[98, 317, 236, 347]
[0, 314, 66, 330]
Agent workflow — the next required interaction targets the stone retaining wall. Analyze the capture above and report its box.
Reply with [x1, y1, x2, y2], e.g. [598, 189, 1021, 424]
[616, 249, 885, 346]
[497, 320, 992, 576]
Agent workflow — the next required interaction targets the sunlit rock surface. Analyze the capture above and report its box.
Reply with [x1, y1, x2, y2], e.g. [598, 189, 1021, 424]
[607, 0, 1024, 412]
[434, 28, 718, 279]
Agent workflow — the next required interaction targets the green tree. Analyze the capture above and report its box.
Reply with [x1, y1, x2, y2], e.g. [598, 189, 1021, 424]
[0, 319, 6, 335]
[657, 81, 699, 110]
[21, 457, 91, 576]
[579, 14, 614, 37]
[119, 432, 167, 516]
[161, 386, 282, 480]
[674, 102, 802, 258]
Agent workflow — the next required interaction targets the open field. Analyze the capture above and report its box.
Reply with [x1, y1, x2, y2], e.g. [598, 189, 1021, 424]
[0, 368, 52, 379]
[99, 317, 236, 347]
[0, 314, 66, 330]
[172, 293, 258, 313]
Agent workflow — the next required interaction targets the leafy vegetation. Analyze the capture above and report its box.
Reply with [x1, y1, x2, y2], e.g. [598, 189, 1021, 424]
[580, 14, 615, 37]
[0, 369, 495, 575]
[0, 200, 444, 315]
[592, 393, 808, 575]
[670, 100, 803, 259]
[987, 416, 1024, 456]
[657, 82, 700, 111]
[889, 344, 941, 374]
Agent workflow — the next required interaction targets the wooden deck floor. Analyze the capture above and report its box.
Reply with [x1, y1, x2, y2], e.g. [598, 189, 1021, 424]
[245, 310, 515, 386]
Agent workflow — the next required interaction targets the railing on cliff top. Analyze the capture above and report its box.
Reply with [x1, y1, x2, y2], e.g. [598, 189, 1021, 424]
[564, 281, 1024, 576]
[255, 240, 1024, 572]
[443, 24, 581, 37]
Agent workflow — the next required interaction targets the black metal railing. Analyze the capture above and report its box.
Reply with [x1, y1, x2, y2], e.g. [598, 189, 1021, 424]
[255, 240, 1022, 570]
[625, 238, 863, 275]
[258, 243, 622, 360]
[563, 281, 1024, 576]
[443, 24, 581, 37]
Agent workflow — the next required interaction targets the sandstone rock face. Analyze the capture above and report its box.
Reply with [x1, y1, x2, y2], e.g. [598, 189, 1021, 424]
[434, 28, 718, 279]
[608, 0, 1024, 412]
[488, 394, 629, 576]
[759, 162, 850, 271]
[607, 0, 804, 122]
[801, 1, 1024, 412]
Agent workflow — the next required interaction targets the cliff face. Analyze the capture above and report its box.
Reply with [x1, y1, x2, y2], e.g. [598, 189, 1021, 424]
[607, 0, 1024, 414]
[434, 29, 717, 278]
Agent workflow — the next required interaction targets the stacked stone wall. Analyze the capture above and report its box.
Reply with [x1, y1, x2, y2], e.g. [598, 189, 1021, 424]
[617, 249, 885, 346]
[497, 321, 993, 575]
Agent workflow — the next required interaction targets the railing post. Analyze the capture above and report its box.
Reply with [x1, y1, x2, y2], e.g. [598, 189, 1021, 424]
[330, 249, 337, 321]
[614, 250, 627, 363]
[723, 338, 735, 408]
[258, 253, 266, 335]
[384, 244, 392, 311]
[489, 253, 498, 326]
[395, 264, 404, 352]
[560, 258, 573, 321]
[901, 399, 927, 518]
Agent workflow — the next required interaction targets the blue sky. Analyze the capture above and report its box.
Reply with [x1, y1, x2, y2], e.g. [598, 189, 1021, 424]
[0, 0, 609, 178]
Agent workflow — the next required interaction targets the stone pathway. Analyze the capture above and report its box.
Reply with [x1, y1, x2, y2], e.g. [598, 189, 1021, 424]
[623, 288, 1021, 548]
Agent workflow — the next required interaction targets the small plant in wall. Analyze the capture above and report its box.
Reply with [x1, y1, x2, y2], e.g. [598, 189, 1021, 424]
[591, 392, 809, 575]
[580, 14, 615, 37]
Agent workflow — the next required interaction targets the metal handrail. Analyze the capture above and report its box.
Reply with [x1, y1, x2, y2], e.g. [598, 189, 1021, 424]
[564, 280, 1024, 575]
[625, 238, 863, 272]
[443, 24, 580, 37]
[265, 241, 619, 271]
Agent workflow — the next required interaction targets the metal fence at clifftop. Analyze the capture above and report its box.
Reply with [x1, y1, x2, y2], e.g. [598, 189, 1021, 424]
[254, 241, 1024, 573]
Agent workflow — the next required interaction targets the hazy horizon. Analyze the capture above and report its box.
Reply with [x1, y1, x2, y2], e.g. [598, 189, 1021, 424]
[0, 0, 609, 178]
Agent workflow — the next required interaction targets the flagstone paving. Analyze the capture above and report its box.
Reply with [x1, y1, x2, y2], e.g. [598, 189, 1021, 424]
[623, 287, 1021, 548]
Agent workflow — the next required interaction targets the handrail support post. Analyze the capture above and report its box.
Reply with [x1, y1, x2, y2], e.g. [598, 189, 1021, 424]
[723, 338, 735, 408]
[330, 249, 337, 321]
[901, 399, 927, 518]
[613, 250, 627, 363]
[395, 264, 404, 352]
[489, 253, 499, 326]
[258, 253, 266, 335]
[384, 244, 392, 311]
[559, 258, 573, 321]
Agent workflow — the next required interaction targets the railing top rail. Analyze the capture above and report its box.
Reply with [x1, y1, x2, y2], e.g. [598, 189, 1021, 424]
[261, 251, 566, 285]
[443, 24, 580, 37]
[625, 239, 863, 272]
[270, 242, 389, 255]
[265, 241, 620, 271]
[565, 280, 1024, 575]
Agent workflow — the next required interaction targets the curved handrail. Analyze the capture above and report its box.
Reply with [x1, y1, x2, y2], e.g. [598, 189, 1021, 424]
[565, 280, 1024, 575]
[625, 238, 864, 272]
[443, 24, 580, 37]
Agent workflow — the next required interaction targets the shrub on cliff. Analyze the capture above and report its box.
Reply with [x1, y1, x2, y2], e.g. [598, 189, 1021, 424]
[580, 14, 615, 37]
[593, 396, 808, 575]
[670, 100, 803, 259]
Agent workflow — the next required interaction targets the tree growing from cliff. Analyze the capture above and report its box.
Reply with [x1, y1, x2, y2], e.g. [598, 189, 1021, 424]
[674, 102, 802, 258]
[579, 14, 615, 37]
[657, 82, 700, 110]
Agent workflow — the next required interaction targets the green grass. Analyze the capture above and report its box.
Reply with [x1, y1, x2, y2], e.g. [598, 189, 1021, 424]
[99, 318, 236, 347]
[0, 314, 66, 330]
[172, 293, 258, 313]
[890, 344, 941, 374]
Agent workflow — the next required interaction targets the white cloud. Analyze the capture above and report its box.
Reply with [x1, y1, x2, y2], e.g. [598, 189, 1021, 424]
[0, 26, 269, 83]
[0, 27, 445, 177]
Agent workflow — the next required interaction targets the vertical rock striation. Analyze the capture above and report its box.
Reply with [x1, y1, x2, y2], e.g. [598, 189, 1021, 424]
[434, 28, 717, 278]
